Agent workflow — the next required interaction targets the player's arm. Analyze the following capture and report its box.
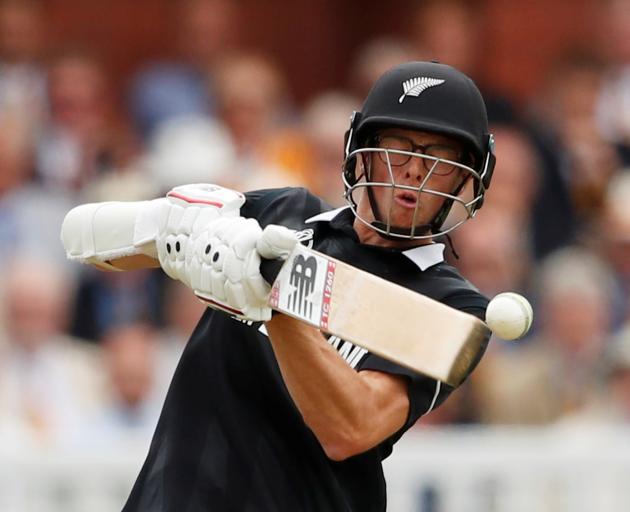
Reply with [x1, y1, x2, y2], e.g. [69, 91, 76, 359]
[61, 184, 246, 272]
[265, 314, 409, 461]
[61, 183, 303, 322]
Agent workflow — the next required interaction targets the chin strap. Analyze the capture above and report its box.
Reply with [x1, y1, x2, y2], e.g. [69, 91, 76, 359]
[370, 220, 432, 240]
[445, 233, 460, 260]
[429, 174, 470, 235]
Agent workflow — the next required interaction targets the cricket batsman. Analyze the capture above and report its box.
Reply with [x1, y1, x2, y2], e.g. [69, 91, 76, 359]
[62, 61, 496, 511]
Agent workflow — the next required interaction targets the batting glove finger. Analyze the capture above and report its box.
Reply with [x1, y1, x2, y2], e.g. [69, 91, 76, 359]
[228, 219, 263, 259]
[257, 224, 298, 260]
[243, 249, 271, 303]
[224, 280, 248, 310]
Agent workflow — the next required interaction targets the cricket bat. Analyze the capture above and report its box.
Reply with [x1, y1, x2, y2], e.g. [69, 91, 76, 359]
[260, 244, 489, 386]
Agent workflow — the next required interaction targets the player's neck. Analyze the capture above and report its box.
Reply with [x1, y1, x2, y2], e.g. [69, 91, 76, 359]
[353, 218, 433, 249]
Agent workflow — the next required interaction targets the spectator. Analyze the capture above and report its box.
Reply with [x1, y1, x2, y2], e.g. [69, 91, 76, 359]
[128, 0, 237, 139]
[348, 37, 414, 100]
[452, 126, 539, 296]
[70, 267, 164, 343]
[410, 0, 516, 124]
[0, 256, 104, 446]
[474, 246, 616, 424]
[142, 115, 238, 193]
[0, 0, 47, 128]
[452, 208, 532, 299]
[80, 324, 162, 447]
[596, 0, 630, 164]
[0, 116, 74, 270]
[560, 324, 630, 424]
[299, 90, 360, 206]
[599, 325, 630, 422]
[411, 0, 481, 77]
[212, 51, 303, 189]
[598, 171, 630, 325]
[482, 126, 541, 223]
[0, 114, 32, 198]
[36, 49, 137, 194]
[526, 52, 619, 257]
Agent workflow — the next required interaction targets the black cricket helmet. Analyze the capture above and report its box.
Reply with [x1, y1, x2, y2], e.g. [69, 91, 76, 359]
[342, 61, 495, 240]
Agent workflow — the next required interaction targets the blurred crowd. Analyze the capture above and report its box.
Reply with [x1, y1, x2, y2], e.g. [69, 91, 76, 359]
[1, 0, 630, 453]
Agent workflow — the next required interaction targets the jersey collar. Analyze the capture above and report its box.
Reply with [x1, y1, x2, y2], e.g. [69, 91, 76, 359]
[401, 243, 445, 271]
[305, 206, 445, 271]
[305, 206, 350, 224]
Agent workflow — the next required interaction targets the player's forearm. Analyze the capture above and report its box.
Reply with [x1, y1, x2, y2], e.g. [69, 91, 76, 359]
[265, 314, 408, 461]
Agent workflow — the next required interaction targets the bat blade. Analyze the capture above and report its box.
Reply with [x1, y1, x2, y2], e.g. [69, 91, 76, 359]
[267, 244, 489, 386]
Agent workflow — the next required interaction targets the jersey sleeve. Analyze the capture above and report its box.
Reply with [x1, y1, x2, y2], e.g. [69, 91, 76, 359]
[360, 346, 457, 458]
[357, 286, 490, 445]
[358, 353, 455, 443]
[241, 187, 331, 228]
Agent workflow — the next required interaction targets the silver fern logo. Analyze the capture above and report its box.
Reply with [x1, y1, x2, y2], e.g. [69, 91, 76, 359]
[398, 77, 445, 103]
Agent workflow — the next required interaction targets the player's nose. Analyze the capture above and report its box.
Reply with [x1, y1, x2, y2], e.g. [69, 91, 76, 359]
[400, 155, 426, 183]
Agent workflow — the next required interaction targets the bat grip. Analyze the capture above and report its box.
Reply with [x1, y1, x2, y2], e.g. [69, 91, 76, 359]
[260, 258, 284, 285]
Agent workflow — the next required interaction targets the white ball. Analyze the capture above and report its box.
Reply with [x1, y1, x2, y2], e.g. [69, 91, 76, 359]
[485, 292, 533, 340]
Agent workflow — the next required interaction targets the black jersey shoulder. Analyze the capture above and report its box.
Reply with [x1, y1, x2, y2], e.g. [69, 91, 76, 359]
[419, 261, 489, 318]
[241, 187, 332, 229]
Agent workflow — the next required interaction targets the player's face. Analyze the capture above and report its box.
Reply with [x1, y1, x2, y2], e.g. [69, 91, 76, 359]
[355, 128, 467, 243]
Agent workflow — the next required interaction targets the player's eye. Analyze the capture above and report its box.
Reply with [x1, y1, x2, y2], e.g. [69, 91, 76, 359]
[376, 136, 413, 166]
[375, 136, 462, 175]
[424, 144, 460, 162]
[423, 145, 461, 176]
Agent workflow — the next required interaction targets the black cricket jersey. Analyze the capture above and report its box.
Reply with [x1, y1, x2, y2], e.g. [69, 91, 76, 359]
[122, 188, 489, 512]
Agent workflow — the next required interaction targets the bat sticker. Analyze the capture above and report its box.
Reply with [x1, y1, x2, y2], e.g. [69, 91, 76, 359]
[270, 246, 336, 329]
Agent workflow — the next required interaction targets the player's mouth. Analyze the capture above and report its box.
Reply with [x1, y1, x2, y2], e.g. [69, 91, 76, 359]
[394, 191, 421, 209]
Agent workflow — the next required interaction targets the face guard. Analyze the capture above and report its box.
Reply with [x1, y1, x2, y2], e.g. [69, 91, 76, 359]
[342, 142, 491, 240]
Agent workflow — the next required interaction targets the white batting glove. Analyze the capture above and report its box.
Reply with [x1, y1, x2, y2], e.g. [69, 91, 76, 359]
[155, 184, 245, 285]
[188, 216, 267, 320]
[256, 224, 300, 260]
[61, 198, 165, 271]
[61, 183, 245, 273]
[187, 221, 298, 322]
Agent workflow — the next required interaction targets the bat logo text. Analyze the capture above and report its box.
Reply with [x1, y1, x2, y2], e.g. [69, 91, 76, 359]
[287, 254, 318, 318]
[320, 260, 336, 330]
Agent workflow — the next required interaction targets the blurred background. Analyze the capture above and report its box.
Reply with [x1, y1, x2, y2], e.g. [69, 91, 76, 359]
[1, 0, 630, 510]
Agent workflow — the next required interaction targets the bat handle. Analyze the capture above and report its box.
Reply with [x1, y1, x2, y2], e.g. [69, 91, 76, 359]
[260, 258, 284, 285]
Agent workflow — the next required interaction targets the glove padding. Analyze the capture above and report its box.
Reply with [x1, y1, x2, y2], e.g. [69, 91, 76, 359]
[155, 184, 245, 284]
[60, 183, 245, 272]
[183, 220, 298, 322]
[153, 184, 298, 321]
[256, 223, 300, 260]
[61, 199, 165, 271]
